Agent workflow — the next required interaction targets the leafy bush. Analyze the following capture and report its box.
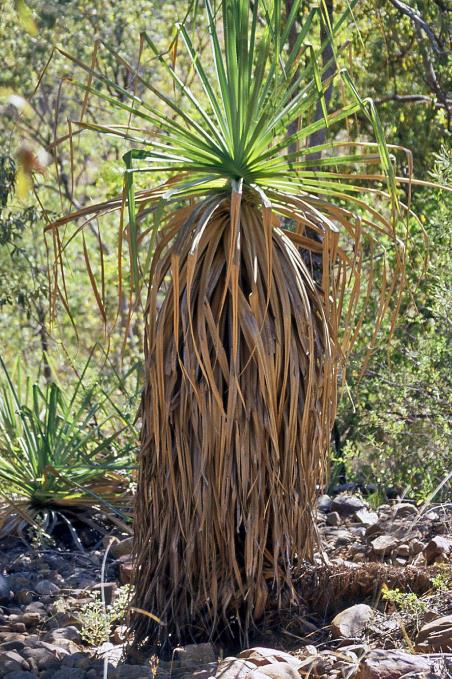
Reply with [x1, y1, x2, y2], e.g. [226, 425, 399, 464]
[337, 148, 451, 501]
[0, 355, 135, 540]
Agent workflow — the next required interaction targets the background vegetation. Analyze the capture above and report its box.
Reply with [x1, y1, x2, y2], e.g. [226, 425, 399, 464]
[0, 0, 450, 503]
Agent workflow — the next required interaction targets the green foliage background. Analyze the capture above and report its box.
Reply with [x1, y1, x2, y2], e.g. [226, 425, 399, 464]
[0, 0, 450, 500]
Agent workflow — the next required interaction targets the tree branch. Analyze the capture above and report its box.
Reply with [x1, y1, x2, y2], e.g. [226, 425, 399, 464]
[388, 0, 447, 56]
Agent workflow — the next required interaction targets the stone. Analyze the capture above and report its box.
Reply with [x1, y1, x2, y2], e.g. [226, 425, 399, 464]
[410, 539, 424, 555]
[0, 575, 12, 604]
[119, 561, 134, 585]
[239, 647, 302, 670]
[424, 536, 451, 564]
[331, 604, 373, 638]
[392, 503, 417, 518]
[174, 642, 217, 666]
[332, 494, 366, 515]
[15, 591, 33, 606]
[371, 535, 398, 556]
[248, 663, 301, 679]
[35, 580, 60, 596]
[356, 649, 431, 678]
[110, 538, 133, 559]
[89, 582, 117, 606]
[118, 665, 153, 678]
[0, 651, 29, 674]
[326, 512, 341, 526]
[3, 672, 38, 679]
[44, 626, 81, 644]
[215, 657, 257, 678]
[395, 544, 410, 557]
[335, 530, 351, 546]
[21, 646, 59, 671]
[354, 509, 379, 527]
[0, 641, 26, 652]
[416, 614, 452, 651]
[52, 669, 86, 679]
[317, 494, 333, 513]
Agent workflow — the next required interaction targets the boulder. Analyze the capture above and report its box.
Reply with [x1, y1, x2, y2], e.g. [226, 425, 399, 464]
[331, 604, 373, 638]
[239, 647, 302, 670]
[35, 581, 60, 596]
[424, 536, 451, 564]
[215, 657, 257, 678]
[248, 663, 301, 679]
[332, 494, 366, 515]
[356, 649, 431, 678]
[392, 503, 417, 519]
[371, 535, 398, 556]
[0, 651, 29, 674]
[326, 512, 341, 526]
[416, 614, 452, 651]
[110, 538, 133, 559]
[174, 642, 216, 665]
[44, 626, 81, 644]
[355, 509, 379, 527]
[317, 494, 333, 513]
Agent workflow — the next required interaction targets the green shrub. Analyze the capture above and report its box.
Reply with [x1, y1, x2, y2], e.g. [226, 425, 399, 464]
[0, 354, 134, 540]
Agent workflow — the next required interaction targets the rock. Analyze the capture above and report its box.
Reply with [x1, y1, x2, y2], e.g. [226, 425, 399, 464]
[0, 575, 12, 604]
[110, 538, 133, 559]
[0, 651, 29, 674]
[248, 663, 301, 679]
[331, 604, 373, 638]
[4, 672, 38, 679]
[371, 535, 398, 556]
[326, 512, 341, 526]
[0, 641, 26, 652]
[335, 530, 351, 546]
[119, 561, 134, 585]
[35, 581, 60, 596]
[354, 509, 379, 527]
[392, 503, 417, 518]
[395, 544, 410, 557]
[89, 582, 117, 607]
[416, 614, 452, 651]
[52, 669, 86, 679]
[112, 624, 129, 644]
[410, 539, 424, 555]
[215, 657, 257, 678]
[118, 665, 155, 678]
[424, 536, 451, 564]
[317, 494, 333, 513]
[239, 647, 302, 670]
[174, 642, 216, 666]
[44, 626, 81, 644]
[356, 649, 431, 678]
[14, 591, 33, 605]
[332, 494, 366, 515]
[21, 646, 59, 672]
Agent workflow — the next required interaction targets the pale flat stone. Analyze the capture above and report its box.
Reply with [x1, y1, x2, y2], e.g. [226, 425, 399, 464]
[331, 604, 373, 639]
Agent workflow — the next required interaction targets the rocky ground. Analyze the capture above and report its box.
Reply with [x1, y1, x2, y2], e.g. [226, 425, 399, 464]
[0, 493, 451, 678]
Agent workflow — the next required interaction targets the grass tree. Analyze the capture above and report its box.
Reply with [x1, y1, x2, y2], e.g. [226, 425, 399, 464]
[47, 0, 413, 647]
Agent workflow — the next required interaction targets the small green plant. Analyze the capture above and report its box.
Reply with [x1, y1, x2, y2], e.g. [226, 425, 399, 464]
[382, 586, 428, 616]
[431, 569, 452, 593]
[78, 584, 134, 646]
[0, 353, 134, 540]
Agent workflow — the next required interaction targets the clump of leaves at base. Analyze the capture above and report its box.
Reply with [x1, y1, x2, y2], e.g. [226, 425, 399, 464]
[0, 354, 134, 543]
